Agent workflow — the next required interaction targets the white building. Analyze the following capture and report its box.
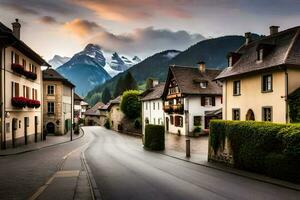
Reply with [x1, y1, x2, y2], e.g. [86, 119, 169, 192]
[162, 63, 223, 136]
[74, 93, 89, 122]
[141, 82, 165, 134]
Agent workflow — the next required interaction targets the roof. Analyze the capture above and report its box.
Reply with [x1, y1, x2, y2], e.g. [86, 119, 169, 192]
[216, 26, 300, 80]
[43, 68, 75, 87]
[163, 65, 222, 96]
[141, 83, 165, 101]
[0, 21, 50, 67]
[74, 93, 83, 101]
[84, 102, 105, 116]
[110, 96, 122, 104]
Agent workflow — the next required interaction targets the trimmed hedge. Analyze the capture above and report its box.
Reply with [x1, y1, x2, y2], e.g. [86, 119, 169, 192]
[144, 125, 165, 150]
[210, 120, 300, 183]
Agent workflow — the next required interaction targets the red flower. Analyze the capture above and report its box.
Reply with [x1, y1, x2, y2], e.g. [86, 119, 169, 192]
[27, 99, 41, 108]
[11, 97, 27, 108]
[11, 63, 24, 74]
[24, 71, 37, 80]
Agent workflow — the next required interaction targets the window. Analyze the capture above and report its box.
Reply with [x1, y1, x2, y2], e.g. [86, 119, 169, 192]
[22, 59, 26, 68]
[11, 82, 19, 97]
[158, 118, 161, 125]
[194, 116, 202, 126]
[233, 80, 241, 95]
[170, 115, 174, 125]
[174, 116, 183, 127]
[262, 74, 272, 92]
[153, 102, 155, 110]
[257, 49, 264, 61]
[48, 102, 55, 114]
[205, 97, 212, 106]
[200, 81, 207, 88]
[262, 107, 272, 122]
[232, 109, 240, 120]
[153, 118, 156, 124]
[47, 85, 54, 95]
[157, 102, 160, 110]
[145, 102, 148, 110]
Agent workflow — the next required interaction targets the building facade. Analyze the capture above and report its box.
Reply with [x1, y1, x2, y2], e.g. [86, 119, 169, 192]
[0, 20, 49, 148]
[43, 68, 75, 135]
[84, 102, 104, 126]
[141, 82, 165, 134]
[162, 64, 222, 135]
[216, 26, 300, 123]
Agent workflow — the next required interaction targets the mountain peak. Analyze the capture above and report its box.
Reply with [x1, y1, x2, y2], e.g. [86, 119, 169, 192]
[84, 43, 102, 51]
[132, 56, 141, 62]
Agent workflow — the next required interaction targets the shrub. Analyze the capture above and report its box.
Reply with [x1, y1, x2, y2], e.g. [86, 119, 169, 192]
[104, 120, 110, 129]
[134, 118, 142, 129]
[144, 125, 165, 150]
[209, 120, 300, 183]
[120, 90, 141, 119]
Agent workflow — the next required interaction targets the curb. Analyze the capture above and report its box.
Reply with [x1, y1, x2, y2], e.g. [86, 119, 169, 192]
[81, 151, 102, 200]
[0, 130, 85, 157]
[158, 151, 300, 191]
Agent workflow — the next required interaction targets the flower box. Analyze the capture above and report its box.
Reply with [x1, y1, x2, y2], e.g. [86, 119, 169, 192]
[27, 99, 40, 108]
[11, 63, 24, 74]
[11, 97, 27, 108]
[24, 71, 37, 80]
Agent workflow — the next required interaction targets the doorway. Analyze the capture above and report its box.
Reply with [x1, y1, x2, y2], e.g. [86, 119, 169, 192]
[12, 118, 18, 147]
[34, 116, 38, 142]
[24, 117, 29, 145]
[46, 122, 55, 134]
[166, 117, 169, 132]
[246, 109, 255, 121]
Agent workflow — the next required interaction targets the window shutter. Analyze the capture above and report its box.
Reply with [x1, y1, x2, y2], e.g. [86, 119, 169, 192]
[212, 97, 216, 106]
[11, 82, 14, 98]
[201, 97, 205, 106]
[15, 83, 19, 97]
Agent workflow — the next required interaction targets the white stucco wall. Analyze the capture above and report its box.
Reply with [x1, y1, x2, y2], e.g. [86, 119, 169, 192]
[142, 99, 165, 134]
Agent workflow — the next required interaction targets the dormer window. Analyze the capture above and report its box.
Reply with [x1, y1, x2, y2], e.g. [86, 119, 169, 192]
[200, 81, 208, 88]
[257, 48, 264, 61]
[227, 52, 241, 67]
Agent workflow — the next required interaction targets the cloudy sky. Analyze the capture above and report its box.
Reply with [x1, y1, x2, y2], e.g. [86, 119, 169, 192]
[1, 0, 300, 60]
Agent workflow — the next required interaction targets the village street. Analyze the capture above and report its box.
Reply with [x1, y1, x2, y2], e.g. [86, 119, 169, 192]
[0, 126, 299, 200]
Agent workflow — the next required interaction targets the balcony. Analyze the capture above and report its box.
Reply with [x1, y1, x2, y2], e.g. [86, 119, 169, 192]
[163, 104, 184, 114]
[11, 63, 37, 80]
[11, 97, 40, 108]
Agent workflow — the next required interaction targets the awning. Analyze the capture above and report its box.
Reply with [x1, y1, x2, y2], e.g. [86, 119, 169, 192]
[205, 108, 222, 117]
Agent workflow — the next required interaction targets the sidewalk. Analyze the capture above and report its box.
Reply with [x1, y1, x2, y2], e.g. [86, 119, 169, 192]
[29, 144, 94, 200]
[0, 132, 83, 156]
[163, 133, 300, 191]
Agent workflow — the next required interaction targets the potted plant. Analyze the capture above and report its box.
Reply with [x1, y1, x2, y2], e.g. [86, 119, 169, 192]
[11, 63, 24, 74]
[11, 97, 27, 108]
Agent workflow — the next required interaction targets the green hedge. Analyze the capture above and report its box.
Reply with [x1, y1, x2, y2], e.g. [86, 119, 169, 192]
[144, 125, 165, 150]
[210, 120, 300, 183]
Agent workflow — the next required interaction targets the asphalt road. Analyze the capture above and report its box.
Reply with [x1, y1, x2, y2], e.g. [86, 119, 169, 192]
[84, 126, 300, 200]
[0, 131, 92, 200]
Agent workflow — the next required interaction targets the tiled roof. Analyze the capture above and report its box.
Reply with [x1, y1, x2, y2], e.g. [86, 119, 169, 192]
[0, 21, 50, 67]
[166, 66, 222, 95]
[43, 68, 75, 87]
[141, 83, 165, 101]
[216, 26, 300, 80]
[84, 102, 104, 116]
[74, 93, 83, 101]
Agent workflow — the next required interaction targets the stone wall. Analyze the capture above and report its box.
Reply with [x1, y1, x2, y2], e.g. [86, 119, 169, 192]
[208, 137, 234, 165]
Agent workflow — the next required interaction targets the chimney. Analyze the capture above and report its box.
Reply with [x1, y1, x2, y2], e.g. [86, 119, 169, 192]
[12, 19, 21, 39]
[152, 80, 159, 88]
[270, 26, 279, 35]
[198, 61, 206, 73]
[245, 32, 252, 45]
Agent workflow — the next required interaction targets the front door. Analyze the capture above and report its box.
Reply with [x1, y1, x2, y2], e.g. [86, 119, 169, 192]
[166, 117, 169, 132]
[24, 117, 28, 145]
[34, 116, 38, 142]
[46, 122, 55, 134]
[204, 116, 211, 129]
[12, 118, 18, 148]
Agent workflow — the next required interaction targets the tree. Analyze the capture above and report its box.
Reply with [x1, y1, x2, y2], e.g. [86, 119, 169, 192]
[120, 90, 141, 119]
[123, 72, 137, 91]
[114, 76, 125, 97]
[88, 93, 102, 106]
[102, 87, 112, 104]
[114, 72, 138, 97]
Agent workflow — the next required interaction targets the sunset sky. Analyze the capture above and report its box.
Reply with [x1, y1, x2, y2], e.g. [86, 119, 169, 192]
[1, 0, 300, 60]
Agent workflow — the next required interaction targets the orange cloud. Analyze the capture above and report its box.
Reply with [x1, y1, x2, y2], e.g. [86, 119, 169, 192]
[71, 0, 193, 21]
[63, 18, 104, 37]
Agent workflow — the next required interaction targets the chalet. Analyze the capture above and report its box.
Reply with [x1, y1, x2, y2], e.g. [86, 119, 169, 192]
[162, 63, 222, 135]
[216, 26, 300, 123]
[140, 81, 165, 134]
[0, 19, 49, 148]
[42, 68, 75, 135]
[84, 102, 104, 126]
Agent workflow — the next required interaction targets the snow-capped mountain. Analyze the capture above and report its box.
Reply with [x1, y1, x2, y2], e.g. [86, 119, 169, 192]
[48, 55, 70, 69]
[56, 44, 141, 96]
